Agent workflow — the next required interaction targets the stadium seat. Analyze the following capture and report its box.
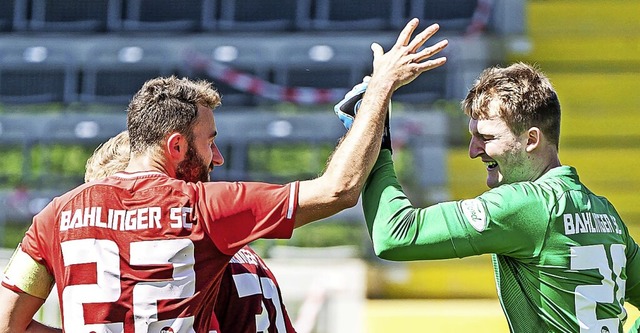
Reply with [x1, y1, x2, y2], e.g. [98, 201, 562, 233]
[8, 0, 27, 31]
[271, 42, 370, 94]
[0, 45, 80, 104]
[80, 43, 177, 105]
[121, 0, 205, 32]
[216, 0, 310, 31]
[200, 0, 218, 31]
[393, 62, 449, 104]
[24, 0, 121, 32]
[0, 115, 42, 151]
[0, 0, 18, 31]
[182, 43, 271, 106]
[37, 114, 126, 187]
[309, 0, 405, 31]
[40, 114, 125, 147]
[213, 112, 346, 182]
[408, 0, 479, 32]
[0, 115, 45, 186]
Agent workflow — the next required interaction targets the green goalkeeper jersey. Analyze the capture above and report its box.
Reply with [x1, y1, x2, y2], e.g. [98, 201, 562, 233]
[363, 150, 640, 333]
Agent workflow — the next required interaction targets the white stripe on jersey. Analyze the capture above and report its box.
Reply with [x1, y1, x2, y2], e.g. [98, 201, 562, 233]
[287, 183, 296, 219]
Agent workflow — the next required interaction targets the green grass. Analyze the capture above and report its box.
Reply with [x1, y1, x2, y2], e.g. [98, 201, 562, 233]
[0, 144, 97, 189]
[0, 146, 27, 186]
[248, 143, 335, 181]
[1, 222, 30, 249]
[1, 141, 414, 188]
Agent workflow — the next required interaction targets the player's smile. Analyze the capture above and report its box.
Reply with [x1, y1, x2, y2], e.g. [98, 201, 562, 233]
[484, 160, 498, 170]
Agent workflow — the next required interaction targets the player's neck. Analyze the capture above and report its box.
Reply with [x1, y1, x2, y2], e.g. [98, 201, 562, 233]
[533, 151, 561, 180]
[126, 154, 175, 178]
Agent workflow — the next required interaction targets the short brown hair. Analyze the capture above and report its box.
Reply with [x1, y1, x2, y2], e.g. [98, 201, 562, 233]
[126, 76, 221, 155]
[462, 62, 561, 148]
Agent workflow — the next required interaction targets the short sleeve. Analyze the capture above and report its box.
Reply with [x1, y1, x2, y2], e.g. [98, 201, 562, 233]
[20, 201, 58, 275]
[200, 181, 298, 255]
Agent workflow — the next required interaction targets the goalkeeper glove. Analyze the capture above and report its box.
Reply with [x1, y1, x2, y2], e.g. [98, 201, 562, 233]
[381, 107, 392, 152]
[334, 77, 392, 153]
[334, 76, 369, 130]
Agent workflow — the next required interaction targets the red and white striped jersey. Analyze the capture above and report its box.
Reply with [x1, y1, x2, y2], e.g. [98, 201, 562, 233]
[211, 246, 296, 333]
[20, 171, 298, 333]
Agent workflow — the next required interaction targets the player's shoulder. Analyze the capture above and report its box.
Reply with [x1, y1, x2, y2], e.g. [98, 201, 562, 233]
[53, 173, 196, 209]
[473, 182, 554, 221]
[44, 181, 94, 209]
[483, 168, 575, 205]
[481, 182, 542, 203]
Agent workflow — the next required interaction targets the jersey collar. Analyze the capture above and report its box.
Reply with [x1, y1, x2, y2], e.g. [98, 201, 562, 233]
[113, 171, 168, 179]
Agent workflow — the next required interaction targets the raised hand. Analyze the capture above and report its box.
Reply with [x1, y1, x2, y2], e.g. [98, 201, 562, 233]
[371, 19, 448, 92]
[296, 20, 447, 227]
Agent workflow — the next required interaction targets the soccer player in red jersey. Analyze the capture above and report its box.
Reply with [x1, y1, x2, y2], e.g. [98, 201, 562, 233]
[0, 18, 448, 332]
[212, 246, 296, 333]
[83, 130, 296, 333]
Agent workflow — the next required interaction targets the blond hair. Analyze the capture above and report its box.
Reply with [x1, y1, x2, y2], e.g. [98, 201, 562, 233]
[84, 131, 131, 182]
[462, 62, 561, 148]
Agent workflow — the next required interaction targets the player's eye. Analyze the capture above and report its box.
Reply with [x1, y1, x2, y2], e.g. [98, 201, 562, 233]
[473, 133, 492, 143]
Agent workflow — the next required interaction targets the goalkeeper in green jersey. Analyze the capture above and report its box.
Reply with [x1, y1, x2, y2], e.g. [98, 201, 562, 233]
[335, 62, 640, 332]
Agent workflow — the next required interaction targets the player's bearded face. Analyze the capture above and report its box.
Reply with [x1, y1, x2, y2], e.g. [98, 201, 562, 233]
[176, 142, 212, 183]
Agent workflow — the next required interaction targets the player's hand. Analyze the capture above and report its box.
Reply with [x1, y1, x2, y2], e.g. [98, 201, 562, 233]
[370, 18, 448, 92]
[334, 76, 370, 130]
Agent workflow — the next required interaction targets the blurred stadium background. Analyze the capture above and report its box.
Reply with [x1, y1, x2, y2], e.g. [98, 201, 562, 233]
[0, 0, 639, 332]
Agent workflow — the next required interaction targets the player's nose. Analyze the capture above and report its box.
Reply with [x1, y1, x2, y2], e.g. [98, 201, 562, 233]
[468, 136, 483, 159]
[212, 142, 224, 166]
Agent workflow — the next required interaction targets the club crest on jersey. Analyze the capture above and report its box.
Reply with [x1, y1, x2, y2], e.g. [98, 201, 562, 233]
[460, 199, 487, 232]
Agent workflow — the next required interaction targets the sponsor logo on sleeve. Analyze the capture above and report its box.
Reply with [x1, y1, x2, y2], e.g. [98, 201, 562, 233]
[460, 199, 488, 232]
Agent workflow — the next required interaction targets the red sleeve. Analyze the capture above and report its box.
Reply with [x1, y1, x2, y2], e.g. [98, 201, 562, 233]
[20, 201, 58, 276]
[1, 280, 27, 294]
[201, 181, 298, 255]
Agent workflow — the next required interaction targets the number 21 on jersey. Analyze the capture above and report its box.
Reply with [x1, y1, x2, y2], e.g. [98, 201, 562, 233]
[571, 244, 627, 333]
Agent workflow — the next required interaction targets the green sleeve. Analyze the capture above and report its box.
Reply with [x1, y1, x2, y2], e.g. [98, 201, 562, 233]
[362, 150, 549, 261]
[362, 150, 472, 260]
[470, 184, 550, 258]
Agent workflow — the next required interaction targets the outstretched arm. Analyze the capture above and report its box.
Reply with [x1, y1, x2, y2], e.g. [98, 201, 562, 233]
[295, 19, 448, 227]
[361, 151, 465, 260]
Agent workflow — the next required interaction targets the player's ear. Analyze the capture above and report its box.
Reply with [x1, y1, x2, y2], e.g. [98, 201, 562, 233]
[167, 133, 187, 160]
[525, 127, 541, 152]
